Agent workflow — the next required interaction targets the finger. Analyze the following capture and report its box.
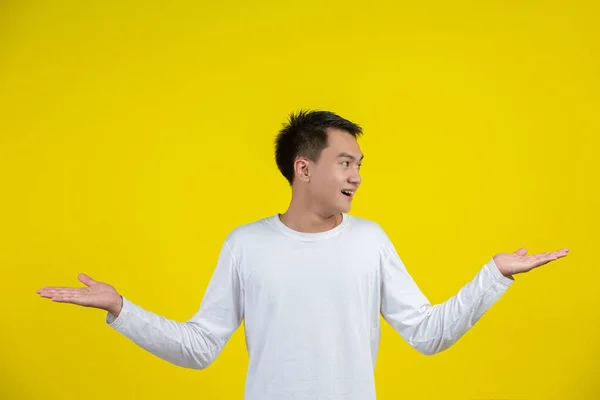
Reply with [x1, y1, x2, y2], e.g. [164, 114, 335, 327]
[50, 288, 86, 295]
[532, 252, 551, 260]
[532, 253, 560, 266]
[37, 288, 87, 297]
[52, 295, 83, 304]
[78, 274, 97, 287]
[537, 249, 568, 259]
[37, 286, 84, 293]
[37, 288, 73, 296]
[513, 248, 528, 256]
[37, 286, 78, 292]
[534, 253, 555, 262]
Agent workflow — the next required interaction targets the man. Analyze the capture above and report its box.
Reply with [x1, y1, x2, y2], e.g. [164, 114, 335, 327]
[37, 110, 569, 399]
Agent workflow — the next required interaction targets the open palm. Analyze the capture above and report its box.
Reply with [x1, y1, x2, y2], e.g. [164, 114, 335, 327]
[36, 274, 122, 314]
[493, 247, 569, 277]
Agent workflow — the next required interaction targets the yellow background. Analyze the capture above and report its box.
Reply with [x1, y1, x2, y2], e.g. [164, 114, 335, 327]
[1, 1, 598, 399]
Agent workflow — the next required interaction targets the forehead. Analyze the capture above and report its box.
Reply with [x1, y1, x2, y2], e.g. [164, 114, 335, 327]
[322, 128, 363, 158]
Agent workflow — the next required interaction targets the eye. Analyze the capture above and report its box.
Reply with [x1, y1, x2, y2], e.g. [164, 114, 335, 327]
[357, 163, 362, 170]
[342, 161, 350, 167]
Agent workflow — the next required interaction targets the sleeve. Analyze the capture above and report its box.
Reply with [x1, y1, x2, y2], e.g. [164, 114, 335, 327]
[379, 234, 514, 356]
[105, 240, 245, 369]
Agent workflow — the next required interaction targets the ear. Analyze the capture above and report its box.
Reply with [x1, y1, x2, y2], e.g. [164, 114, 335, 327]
[294, 157, 311, 182]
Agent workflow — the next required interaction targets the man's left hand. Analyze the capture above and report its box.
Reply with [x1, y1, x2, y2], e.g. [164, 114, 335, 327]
[493, 247, 569, 279]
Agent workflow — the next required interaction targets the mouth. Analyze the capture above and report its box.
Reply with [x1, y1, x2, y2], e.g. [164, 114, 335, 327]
[341, 189, 355, 200]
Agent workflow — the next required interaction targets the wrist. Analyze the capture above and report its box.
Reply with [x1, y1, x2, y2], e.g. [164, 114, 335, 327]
[107, 294, 123, 317]
[493, 256, 515, 280]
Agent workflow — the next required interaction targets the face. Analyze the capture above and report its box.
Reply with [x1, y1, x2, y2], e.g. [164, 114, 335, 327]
[305, 128, 363, 214]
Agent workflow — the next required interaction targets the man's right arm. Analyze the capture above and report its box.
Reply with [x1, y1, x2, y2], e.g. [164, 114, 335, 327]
[105, 240, 245, 370]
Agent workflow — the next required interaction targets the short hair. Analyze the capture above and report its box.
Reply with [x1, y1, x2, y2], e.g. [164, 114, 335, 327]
[274, 110, 363, 185]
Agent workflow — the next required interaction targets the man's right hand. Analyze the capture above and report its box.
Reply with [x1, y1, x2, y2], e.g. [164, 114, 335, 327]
[37, 274, 123, 317]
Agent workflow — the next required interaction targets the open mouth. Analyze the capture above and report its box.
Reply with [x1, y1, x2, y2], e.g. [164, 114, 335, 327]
[341, 190, 355, 198]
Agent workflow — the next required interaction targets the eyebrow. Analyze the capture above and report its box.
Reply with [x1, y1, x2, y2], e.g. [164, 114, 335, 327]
[337, 152, 364, 162]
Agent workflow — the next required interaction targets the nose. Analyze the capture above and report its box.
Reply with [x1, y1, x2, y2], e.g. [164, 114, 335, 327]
[349, 169, 362, 187]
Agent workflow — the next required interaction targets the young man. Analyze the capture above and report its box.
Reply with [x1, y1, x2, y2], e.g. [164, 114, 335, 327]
[37, 110, 569, 399]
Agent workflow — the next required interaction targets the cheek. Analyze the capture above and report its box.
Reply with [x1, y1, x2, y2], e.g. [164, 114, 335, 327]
[311, 166, 343, 191]
[324, 171, 344, 189]
[311, 174, 337, 196]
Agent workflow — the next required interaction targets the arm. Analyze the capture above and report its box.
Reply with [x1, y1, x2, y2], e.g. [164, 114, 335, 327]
[379, 237, 514, 356]
[106, 240, 244, 369]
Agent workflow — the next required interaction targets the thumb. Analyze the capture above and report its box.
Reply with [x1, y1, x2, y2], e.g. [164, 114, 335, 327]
[513, 247, 528, 256]
[78, 273, 97, 287]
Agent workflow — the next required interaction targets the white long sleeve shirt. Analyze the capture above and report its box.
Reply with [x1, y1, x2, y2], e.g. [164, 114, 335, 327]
[106, 213, 514, 399]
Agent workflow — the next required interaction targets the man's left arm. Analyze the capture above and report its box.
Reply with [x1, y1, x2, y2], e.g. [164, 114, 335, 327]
[379, 234, 568, 356]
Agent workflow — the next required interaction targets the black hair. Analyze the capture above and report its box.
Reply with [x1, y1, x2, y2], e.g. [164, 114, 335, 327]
[274, 110, 363, 185]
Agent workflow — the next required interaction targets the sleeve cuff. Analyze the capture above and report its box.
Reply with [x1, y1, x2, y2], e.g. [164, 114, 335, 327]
[106, 295, 131, 329]
[487, 257, 515, 287]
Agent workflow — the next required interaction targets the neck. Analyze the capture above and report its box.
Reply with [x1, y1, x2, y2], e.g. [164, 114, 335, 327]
[280, 198, 342, 233]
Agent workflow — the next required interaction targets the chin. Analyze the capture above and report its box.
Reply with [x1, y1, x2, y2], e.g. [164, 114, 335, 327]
[327, 199, 351, 215]
[338, 203, 352, 213]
